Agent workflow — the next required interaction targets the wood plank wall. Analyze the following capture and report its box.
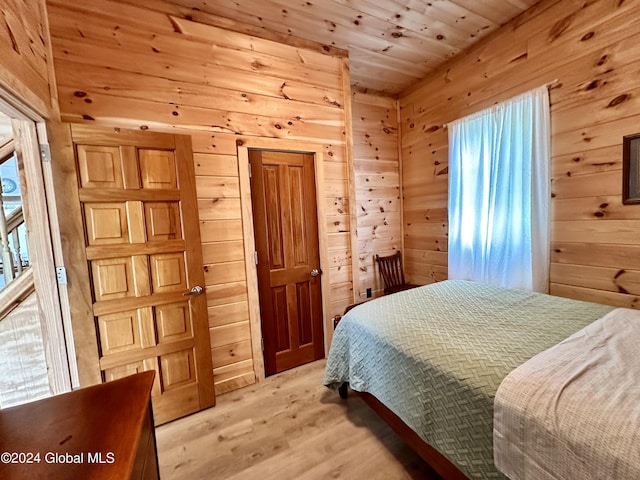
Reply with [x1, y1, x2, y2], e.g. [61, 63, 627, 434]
[46, 0, 353, 394]
[0, 0, 55, 116]
[399, 0, 640, 308]
[352, 92, 401, 300]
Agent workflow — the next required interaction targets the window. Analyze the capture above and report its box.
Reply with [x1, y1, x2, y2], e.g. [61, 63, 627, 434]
[0, 123, 29, 292]
[447, 87, 550, 292]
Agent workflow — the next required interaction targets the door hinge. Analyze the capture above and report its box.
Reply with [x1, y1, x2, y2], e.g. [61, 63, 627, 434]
[261, 337, 264, 351]
[249, 162, 252, 178]
[55, 266, 68, 285]
[254, 251, 258, 265]
[39, 143, 51, 162]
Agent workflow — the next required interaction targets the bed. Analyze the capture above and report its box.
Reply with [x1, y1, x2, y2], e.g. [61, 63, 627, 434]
[322, 280, 640, 479]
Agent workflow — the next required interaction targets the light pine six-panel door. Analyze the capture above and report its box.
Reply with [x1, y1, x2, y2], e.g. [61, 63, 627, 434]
[60, 124, 214, 425]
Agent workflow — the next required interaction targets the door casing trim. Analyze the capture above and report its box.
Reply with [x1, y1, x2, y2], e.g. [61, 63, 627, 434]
[237, 139, 331, 383]
[0, 92, 74, 393]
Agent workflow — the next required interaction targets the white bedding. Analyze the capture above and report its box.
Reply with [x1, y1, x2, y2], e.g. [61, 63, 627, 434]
[494, 307, 640, 480]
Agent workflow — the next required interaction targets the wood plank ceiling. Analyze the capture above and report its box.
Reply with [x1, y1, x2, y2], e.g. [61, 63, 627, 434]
[171, 0, 540, 95]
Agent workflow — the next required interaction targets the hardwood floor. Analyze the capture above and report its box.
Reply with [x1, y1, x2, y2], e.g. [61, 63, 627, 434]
[156, 360, 441, 479]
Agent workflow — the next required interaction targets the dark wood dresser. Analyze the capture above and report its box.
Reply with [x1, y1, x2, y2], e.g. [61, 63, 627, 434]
[0, 371, 158, 480]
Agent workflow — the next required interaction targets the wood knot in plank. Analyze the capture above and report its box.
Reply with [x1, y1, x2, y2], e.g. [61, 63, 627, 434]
[607, 94, 629, 108]
[3, 19, 19, 53]
[509, 52, 528, 64]
[548, 14, 575, 42]
[168, 16, 183, 33]
[614, 270, 629, 293]
[279, 82, 292, 100]
[585, 80, 599, 91]
[581, 32, 595, 41]
[323, 96, 341, 107]
[251, 60, 267, 70]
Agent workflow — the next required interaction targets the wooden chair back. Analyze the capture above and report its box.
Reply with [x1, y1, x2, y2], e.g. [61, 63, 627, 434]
[375, 251, 407, 294]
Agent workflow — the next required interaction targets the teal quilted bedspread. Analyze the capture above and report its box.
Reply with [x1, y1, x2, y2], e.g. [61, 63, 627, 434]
[323, 280, 613, 479]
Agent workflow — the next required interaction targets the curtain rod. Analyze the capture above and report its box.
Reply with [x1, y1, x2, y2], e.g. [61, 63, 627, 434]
[441, 79, 559, 129]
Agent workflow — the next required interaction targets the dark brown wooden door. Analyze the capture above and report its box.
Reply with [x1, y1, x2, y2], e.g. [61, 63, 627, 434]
[249, 150, 324, 376]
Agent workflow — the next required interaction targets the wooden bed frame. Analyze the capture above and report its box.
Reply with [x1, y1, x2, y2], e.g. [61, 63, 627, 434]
[338, 382, 468, 480]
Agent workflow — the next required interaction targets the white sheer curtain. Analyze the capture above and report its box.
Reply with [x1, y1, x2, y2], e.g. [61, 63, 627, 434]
[447, 86, 550, 292]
